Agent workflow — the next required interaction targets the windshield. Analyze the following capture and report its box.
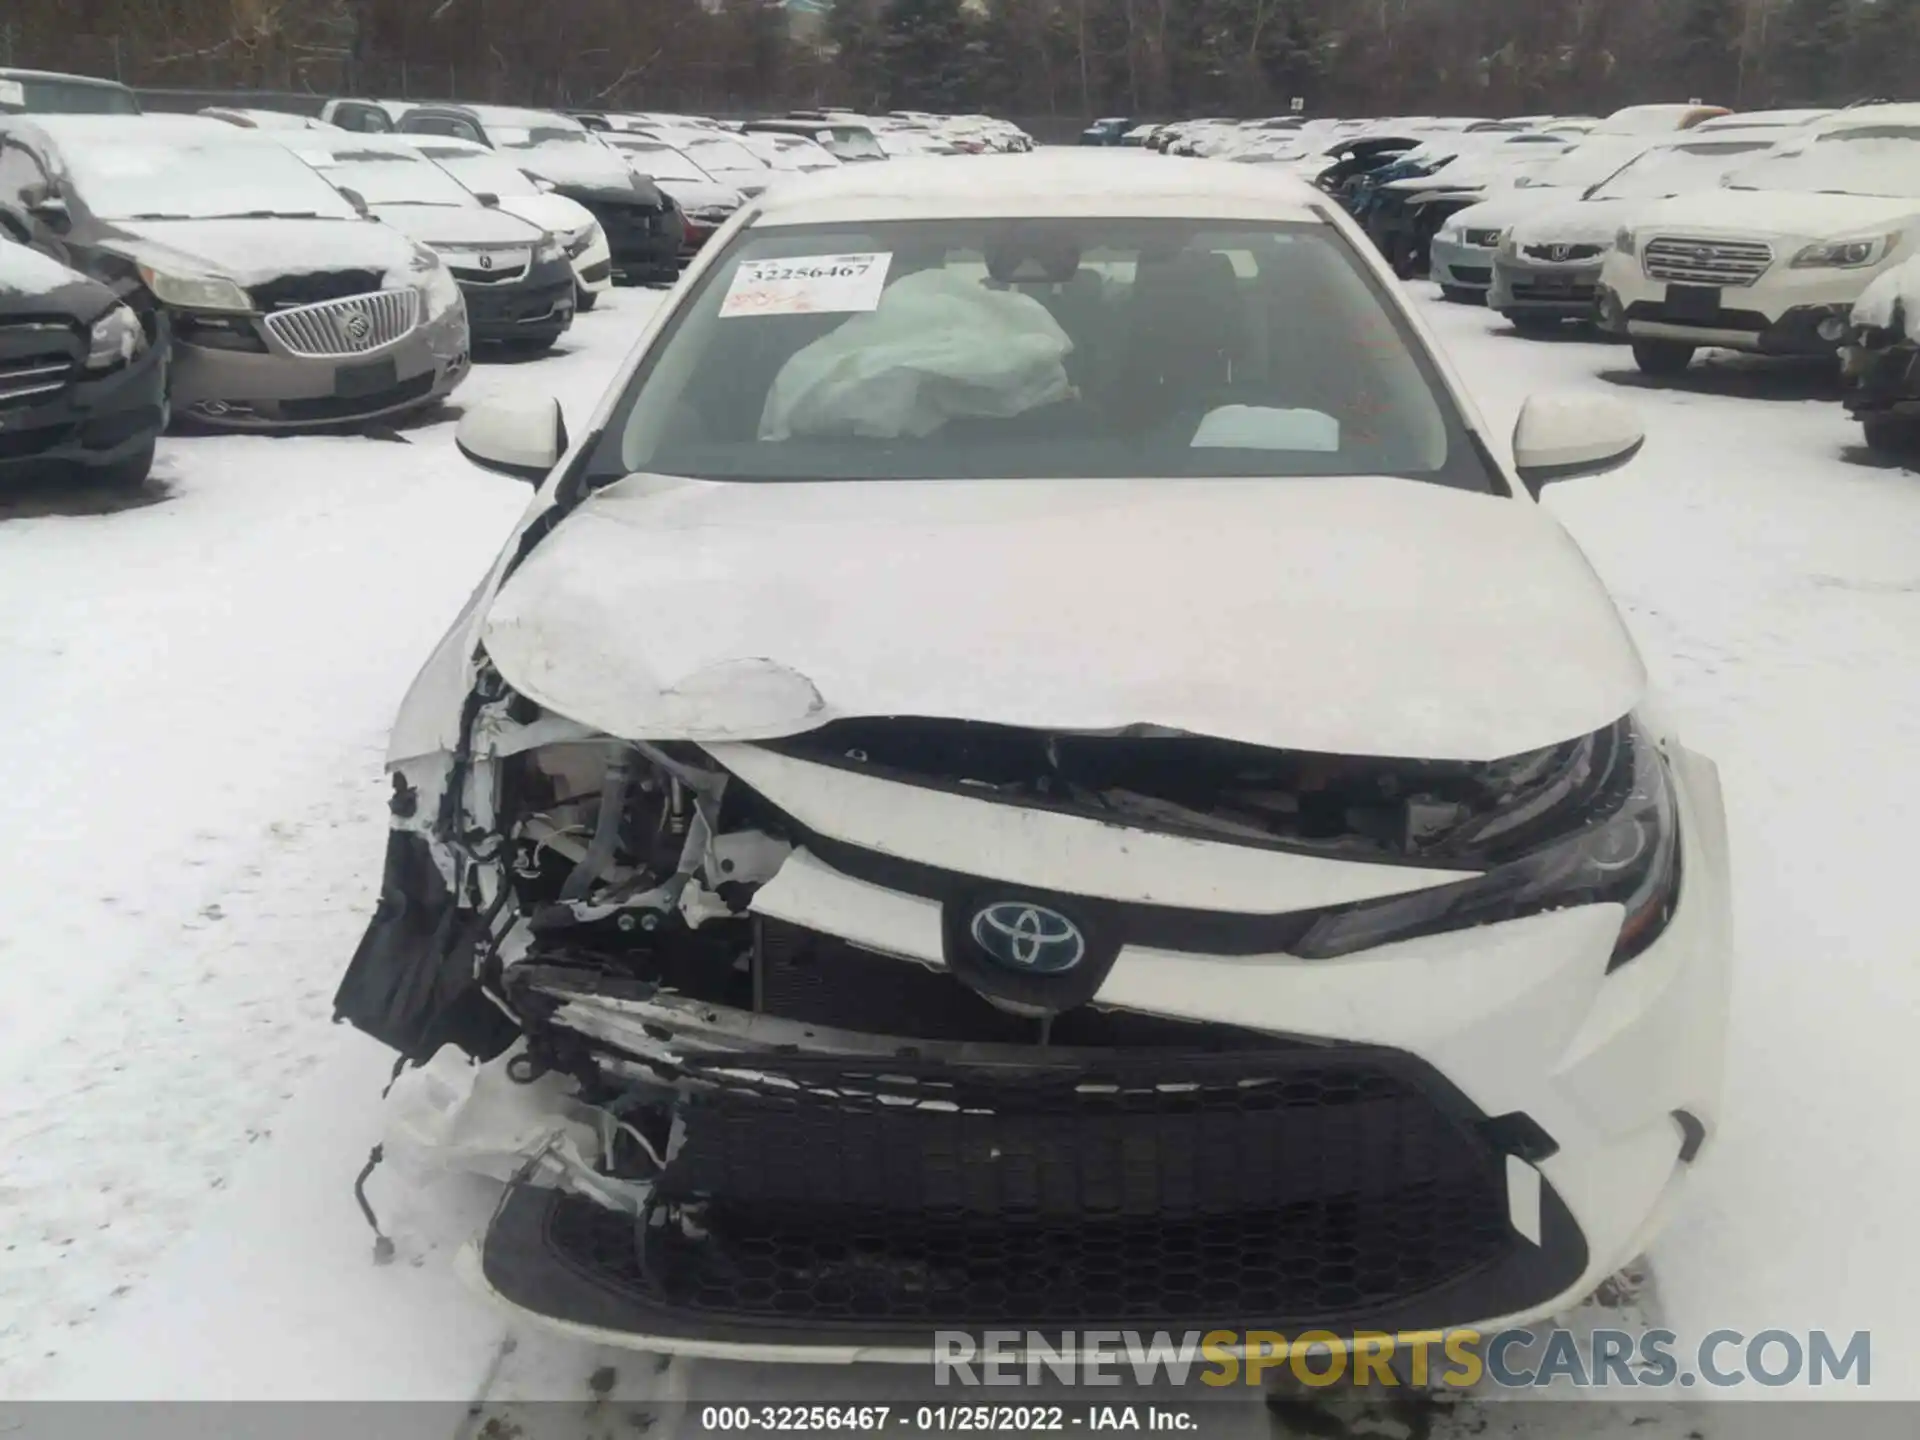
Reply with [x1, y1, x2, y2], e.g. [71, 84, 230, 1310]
[1724, 127, 1920, 198]
[62, 138, 358, 221]
[588, 218, 1485, 490]
[299, 146, 477, 206]
[1587, 139, 1775, 199]
[606, 140, 711, 182]
[417, 147, 543, 197]
[682, 136, 769, 173]
[1, 76, 139, 115]
[1528, 138, 1655, 189]
[820, 127, 886, 160]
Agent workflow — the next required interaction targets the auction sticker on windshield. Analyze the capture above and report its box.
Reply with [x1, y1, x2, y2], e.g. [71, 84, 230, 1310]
[720, 252, 892, 317]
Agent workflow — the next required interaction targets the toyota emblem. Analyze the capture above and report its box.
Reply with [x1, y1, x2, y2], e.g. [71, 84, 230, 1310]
[968, 902, 1087, 974]
[477, 252, 495, 271]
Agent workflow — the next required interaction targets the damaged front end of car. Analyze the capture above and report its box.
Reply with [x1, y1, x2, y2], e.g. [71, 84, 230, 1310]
[334, 653, 1699, 1355]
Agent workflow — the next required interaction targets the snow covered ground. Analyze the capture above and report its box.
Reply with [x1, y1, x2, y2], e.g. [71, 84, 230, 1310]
[4, 282, 1919, 1433]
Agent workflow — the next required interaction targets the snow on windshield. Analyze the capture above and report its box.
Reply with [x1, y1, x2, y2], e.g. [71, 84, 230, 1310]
[683, 136, 769, 173]
[1588, 139, 1777, 200]
[491, 126, 589, 149]
[609, 141, 709, 183]
[1726, 127, 1920, 199]
[303, 147, 477, 207]
[63, 140, 360, 222]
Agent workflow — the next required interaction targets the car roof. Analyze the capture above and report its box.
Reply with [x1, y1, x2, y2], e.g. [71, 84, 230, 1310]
[0, 67, 132, 87]
[1817, 102, 1920, 132]
[454, 103, 586, 129]
[4, 113, 274, 146]
[750, 151, 1326, 226]
[398, 134, 490, 154]
[263, 130, 428, 156]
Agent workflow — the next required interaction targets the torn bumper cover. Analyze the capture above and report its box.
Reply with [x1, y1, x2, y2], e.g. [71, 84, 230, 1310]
[337, 701, 1729, 1359]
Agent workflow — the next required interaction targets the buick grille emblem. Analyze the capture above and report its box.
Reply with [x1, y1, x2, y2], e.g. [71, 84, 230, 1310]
[477, 252, 495, 271]
[969, 902, 1086, 974]
[342, 312, 371, 341]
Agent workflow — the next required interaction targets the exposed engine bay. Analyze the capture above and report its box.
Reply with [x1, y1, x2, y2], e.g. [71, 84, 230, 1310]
[334, 670, 1674, 1340]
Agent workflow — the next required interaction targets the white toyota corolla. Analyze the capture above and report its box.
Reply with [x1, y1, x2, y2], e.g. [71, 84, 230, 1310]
[337, 152, 1731, 1361]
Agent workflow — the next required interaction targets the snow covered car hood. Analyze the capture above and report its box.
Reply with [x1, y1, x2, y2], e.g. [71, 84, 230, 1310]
[475, 473, 1646, 764]
[494, 192, 597, 237]
[1625, 188, 1920, 244]
[367, 202, 546, 248]
[1508, 196, 1638, 248]
[105, 216, 420, 288]
[0, 239, 112, 320]
[505, 144, 636, 191]
[1446, 189, 1582, 234]
[653, 177, 746, 215]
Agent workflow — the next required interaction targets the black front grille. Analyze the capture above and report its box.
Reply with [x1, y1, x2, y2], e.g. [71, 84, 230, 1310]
[276, 369, 435, 422]
[0, 321, 79, 408]
[1446, 265, 1492, 286]
[1512, 280, 1596, 303]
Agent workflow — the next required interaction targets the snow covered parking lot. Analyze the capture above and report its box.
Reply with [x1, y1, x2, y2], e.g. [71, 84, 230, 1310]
[4, 282, 1920, 1431]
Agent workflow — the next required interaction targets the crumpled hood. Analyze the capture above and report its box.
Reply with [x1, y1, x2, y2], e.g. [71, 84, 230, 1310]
[106, 217, 419, 288]
[369, 203, 546, 248]
[1627, 188, 1920, 244]
[479, 474, 1646, 763]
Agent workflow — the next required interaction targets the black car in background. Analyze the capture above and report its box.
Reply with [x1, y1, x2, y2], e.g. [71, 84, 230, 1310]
[394, 104, 684, 284]
[0, 237, 166, 487]
[1079, 117, 1134, 145]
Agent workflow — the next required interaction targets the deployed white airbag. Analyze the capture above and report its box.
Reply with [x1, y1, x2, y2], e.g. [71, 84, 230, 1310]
[759, 269, 1073, 441]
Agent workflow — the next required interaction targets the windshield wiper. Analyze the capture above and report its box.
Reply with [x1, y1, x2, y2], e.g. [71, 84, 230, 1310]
[211, 210, 331, 220]
[126, 212, 195, 221]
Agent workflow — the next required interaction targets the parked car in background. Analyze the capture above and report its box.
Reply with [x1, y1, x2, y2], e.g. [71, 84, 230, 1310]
[1079, 116, 1134, 145]
[737, 130, 841, 175]
[395, 105, 683, 284]
[0, 68, 140, 116]
[664, 130, 776, 197]
[1842, 256, 1920, 453]
[201, 107, 342, 131]
[593, 135, 745, 260]
[0, 235, 166, 487]
[1488, 132, 1787, 331]
[1590, 103, 1733, 136]
[1599, 106, 1920, 375]
[319, 98, 409, 133]
[0, 115, 467, 428]
[273, 132, 574, 352]
[740, 117, 888, 164]
[402, 136, 611, 310]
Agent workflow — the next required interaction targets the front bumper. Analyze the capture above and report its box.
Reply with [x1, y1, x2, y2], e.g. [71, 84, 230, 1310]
[458, 740, 1731, 1359]
[170, 304, 470, 430]
[1429, 235, 1498, 291]
[461, 257, 577, 344]
[1490, 256, 1603, 317]
[1597, 254, 1879, 355]
[0, 334, 167, 477]
[568, 230, 614, 297]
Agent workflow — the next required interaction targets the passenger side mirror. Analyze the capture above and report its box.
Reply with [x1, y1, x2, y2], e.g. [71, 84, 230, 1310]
[1512, 392, 1645, 496]
[474, 191, 501, 208]
[27, 195, 70, 232]
[456, 395, 570, 483]
[337, 186, 371, 218]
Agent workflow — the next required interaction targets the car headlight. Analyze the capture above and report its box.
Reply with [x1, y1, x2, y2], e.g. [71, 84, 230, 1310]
[138, 266, 251, 313]
[1613, 227, 1637, 259]
[85, 303, 148, 372]
[535, 233, 566, 265]
[1290, 718, 1680, 971]
[411, 246, 463, 319]
[563, 222, 598, 259]
[1791, 232, 1900, 269]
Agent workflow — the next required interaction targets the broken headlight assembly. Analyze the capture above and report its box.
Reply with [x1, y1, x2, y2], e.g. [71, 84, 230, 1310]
[1292, 718, 1679, 969]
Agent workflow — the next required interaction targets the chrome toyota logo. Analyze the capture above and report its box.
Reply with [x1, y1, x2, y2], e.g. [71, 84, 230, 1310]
[342, 312, 371, 341]
[969, 903, 1086, 973]
[477, 252, 495, 271]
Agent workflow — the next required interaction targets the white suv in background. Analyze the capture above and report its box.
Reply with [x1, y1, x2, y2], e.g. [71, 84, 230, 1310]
[1598, 106, 1920, 375]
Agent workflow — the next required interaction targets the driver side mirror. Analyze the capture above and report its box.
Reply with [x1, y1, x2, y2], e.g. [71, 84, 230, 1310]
[27, 195, 70, 232]
[1512, 392, 1645, 496]
[456, 395, 569, 484]
[473, 191, 501, 208]
[337, 186, 371, 218]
